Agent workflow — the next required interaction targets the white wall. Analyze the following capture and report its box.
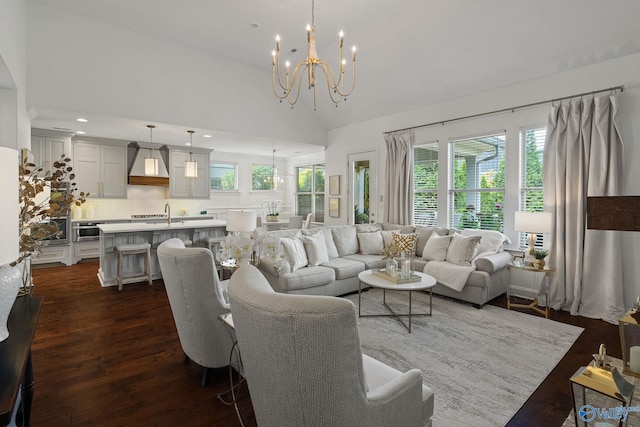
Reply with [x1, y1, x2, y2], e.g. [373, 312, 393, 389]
[0, 0, 29, 151]
[326, 52, 640, 307]
[26, 2, 326, 147]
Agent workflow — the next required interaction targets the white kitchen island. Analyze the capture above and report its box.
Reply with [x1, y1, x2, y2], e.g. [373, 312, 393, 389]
[97, 219, 226, 287]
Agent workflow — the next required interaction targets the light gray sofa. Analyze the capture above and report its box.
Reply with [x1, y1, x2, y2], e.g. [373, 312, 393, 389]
[258, 223, 512, 308]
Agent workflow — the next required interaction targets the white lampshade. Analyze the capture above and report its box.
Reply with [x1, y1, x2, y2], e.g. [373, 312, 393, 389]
[184, 159, 198, 178]
[144, 156, 158, 176]
[1, 147, 19, 266]
[514, 211, 552, 233]
[227, 210, 257, 233]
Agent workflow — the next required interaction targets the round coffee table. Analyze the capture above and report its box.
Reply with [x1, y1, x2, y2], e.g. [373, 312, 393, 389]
[357, 269, 437, 333]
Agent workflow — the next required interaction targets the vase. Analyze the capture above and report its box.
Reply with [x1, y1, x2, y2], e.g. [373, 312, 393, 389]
[0, 264, 23, 342]
[266, 214, 279, 223]
[534, 259, 545, 269]
[385, 258, 398, 276]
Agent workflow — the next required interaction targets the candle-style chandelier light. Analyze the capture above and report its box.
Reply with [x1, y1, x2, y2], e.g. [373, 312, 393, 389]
[271, 0, 356, 110]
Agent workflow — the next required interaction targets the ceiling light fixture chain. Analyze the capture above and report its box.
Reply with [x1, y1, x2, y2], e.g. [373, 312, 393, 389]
[271, 0, 356, 110]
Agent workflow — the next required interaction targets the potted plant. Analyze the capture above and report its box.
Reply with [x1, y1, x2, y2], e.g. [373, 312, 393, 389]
[262, 200, 283, 222]
[532, 248, 549, 270]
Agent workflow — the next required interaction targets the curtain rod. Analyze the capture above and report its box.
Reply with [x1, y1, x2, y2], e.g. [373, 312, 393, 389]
[383, 84, 625, 135]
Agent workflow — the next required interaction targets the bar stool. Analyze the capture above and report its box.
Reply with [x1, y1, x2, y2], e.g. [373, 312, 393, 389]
[116, 243, 152, 290]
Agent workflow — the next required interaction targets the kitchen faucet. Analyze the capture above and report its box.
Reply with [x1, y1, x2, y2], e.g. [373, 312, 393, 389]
[164, 203, 171, 225]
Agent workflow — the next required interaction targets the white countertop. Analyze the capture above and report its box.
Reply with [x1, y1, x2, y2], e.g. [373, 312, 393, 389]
[72, 215, 213, 223]
[98, 219, 226, 233]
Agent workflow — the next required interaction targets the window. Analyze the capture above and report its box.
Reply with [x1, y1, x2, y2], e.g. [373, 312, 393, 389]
[252, 164, 275, 190]
[519, 127, 546, 247]
[449, 133, 506, 231]
[296, 164, 325, 223]
[210, 162, 237, 190]
[414, 142, 439, 227]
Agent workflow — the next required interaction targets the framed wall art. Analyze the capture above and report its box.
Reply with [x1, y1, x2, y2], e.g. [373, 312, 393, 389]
[329, 197, 340, 218]
[329, 175, 340, 196]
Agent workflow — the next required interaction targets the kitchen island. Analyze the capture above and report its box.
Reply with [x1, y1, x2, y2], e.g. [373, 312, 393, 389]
[97, 219, 226, 287]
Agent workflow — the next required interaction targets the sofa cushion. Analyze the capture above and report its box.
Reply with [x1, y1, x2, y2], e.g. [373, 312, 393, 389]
[422, 233, 452, 261]
[278, 266, 335, 292]
[414, 226, 450, 257]
[392, 232, 417, 254]
[303, 232, 329, 266]
[320, 257, 365, 280]
[281, 237, 308, 271]
[330, 226, 359, 257]
[342, 254, 387, 270]
[445, 234, 481, 267]
[382, 222, 416, 234]
[355, 223, 383, 233]
[357, 231, 384, 255]
[303, 228, 339, 259]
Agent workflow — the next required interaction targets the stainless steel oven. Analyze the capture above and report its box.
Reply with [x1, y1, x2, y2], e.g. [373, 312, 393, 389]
[72, 222, 102, 242]
[42, 216, 71, 245]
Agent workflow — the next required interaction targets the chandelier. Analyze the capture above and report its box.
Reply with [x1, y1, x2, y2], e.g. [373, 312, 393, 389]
[271, 0, 356, 110]
[144, 124, 158, 176]
[184, 130, 197, 178]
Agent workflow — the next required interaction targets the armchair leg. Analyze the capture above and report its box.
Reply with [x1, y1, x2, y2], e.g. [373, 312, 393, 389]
[202, 367, 211, 387]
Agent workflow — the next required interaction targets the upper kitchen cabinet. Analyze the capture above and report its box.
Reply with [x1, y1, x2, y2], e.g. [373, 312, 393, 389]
[169, 149, 211, 199]
[31, 129, 73, 175]
[73, 138, 127, 198]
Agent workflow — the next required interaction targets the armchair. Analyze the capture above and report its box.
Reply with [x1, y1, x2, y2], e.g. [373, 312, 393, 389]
[228, 264, 434, 427]
[157, 238, 234, 385]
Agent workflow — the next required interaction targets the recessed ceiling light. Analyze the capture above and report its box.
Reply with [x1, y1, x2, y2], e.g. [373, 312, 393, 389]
[76, 118, 88, 123]
[203, 134, 212, 138]
[75, 131, 86, 135]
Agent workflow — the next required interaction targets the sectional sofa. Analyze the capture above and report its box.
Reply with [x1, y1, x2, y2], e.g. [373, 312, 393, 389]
[257, 222, 512, 308]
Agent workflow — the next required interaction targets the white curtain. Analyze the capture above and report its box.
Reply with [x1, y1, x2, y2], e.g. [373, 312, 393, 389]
[384, 131, 414, 224]
[543, 95, 625, 323]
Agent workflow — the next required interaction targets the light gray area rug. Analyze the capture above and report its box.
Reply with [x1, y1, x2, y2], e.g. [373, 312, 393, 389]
[346, 289, 584, 427]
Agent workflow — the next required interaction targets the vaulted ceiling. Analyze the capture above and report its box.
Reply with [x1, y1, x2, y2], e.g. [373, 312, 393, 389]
[28, 0, 640, 156]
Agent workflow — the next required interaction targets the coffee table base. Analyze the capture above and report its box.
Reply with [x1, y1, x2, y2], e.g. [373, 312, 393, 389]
[358, 282, 432, 333]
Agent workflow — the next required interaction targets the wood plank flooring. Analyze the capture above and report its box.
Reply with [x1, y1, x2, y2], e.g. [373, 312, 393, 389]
[27, 261, 619, 426]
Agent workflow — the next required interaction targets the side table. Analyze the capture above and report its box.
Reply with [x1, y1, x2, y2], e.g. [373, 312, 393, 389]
[0, 295, 43, 427]
[507, 264, 555, 318]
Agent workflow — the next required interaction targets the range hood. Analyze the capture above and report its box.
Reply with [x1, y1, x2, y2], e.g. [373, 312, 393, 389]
[127, 142, 170, 186]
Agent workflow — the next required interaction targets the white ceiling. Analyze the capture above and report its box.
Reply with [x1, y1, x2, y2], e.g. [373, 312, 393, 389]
[28, 0, 640, 157]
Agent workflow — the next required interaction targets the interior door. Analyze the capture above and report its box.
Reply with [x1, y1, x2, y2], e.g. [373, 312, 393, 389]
[348, 151, 377, 225]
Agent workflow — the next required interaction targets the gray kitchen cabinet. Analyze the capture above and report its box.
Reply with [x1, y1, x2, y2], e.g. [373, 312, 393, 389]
[169, 150, 210, 199]
[73, 139, 127, 198]
[30, 130, 72, 174]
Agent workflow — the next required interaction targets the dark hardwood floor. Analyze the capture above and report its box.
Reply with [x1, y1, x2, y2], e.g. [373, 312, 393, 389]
[27, 261, 619, 426]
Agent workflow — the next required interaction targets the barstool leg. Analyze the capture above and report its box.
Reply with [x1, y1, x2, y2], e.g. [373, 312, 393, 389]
[146, 247, 152, 286]
[117, 250, 124, 291]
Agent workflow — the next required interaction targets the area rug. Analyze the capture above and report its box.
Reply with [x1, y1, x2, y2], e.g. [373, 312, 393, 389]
[345, 289, 584, 427]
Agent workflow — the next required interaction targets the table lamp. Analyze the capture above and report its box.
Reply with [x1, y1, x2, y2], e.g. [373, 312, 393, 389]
[514, 211, 552, 266]
[226, 210, 257, 234]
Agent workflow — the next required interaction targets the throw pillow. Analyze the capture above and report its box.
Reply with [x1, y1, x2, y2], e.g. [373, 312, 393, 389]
[330, 226, 359, 256]
[445, 234, 482, 266]
[392, 232, 417, 254]
[381, 229, 400, 247]
[422, 233, 453, 261]
[303, 232, 329, 266]
[355, 223, 383, 233]
[357, 231, 385, 255]
[460, 229, 511, 257]
[303, 228, 339, 259]
[281, 237, 309, 271]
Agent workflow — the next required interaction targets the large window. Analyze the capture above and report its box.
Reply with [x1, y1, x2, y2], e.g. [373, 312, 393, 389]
[519, 127, 546, 246]
[252, 164, 275, 190]
[449, 133, 506, 230]
[414, 142, 439, 226]
[210, 162, 237, 190]
[296, 164, 325, 223]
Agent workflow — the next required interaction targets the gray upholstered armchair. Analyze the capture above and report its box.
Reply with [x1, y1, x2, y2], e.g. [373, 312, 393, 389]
[228, 264, 434, 427]
[157, 238, 234, 385]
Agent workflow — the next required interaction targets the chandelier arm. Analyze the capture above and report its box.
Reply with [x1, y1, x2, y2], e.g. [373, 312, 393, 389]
[272, 52, 292, 93]
[334, 61, 356, 97]
[317, 63, 348, 104]
[285, 64, 306, 106]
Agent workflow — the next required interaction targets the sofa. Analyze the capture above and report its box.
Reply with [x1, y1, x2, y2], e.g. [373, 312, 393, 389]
[258, 222, 512, 308]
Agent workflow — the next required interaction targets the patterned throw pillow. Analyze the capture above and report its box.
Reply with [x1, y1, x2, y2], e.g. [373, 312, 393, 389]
[392, 232, 417, 254]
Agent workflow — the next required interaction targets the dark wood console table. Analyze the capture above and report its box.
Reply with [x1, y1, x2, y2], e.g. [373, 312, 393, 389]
[0, 296, 42, 426]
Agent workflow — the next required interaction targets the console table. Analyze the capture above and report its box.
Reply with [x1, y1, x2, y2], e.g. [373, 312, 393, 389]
[0, 296, 42, 427]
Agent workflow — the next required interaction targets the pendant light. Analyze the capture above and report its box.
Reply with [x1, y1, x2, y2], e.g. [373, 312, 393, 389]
[185, 130, 198, 178]
[144, 124, 159, 176]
